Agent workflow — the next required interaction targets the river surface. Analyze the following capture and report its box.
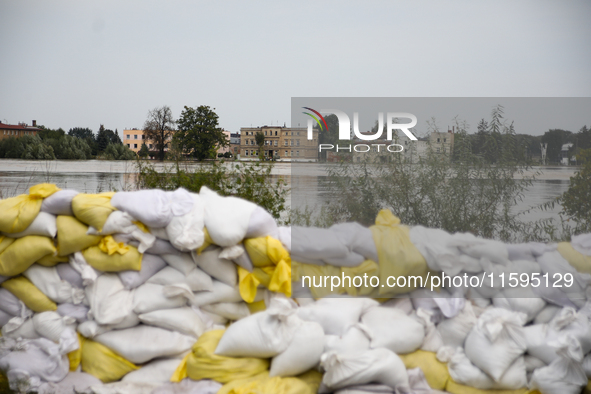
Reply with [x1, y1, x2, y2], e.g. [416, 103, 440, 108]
[0, 159, 578, 228]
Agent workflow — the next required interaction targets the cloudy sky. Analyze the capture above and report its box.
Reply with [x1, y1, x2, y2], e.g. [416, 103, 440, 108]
[1, 1, 590, 136]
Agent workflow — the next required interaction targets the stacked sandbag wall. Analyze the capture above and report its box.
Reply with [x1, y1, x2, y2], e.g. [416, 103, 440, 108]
[0, 183, 589, 394]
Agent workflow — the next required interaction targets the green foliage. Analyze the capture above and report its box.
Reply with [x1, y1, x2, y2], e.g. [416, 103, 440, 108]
[96, 125, 122, 153]
[255, 131, 265, 159]
[68, 127, 94, 140]
[540, 129, 573, 164]
[102, 143, 137, 160]
[318, 114, 339, 161]
[138, 143, 150, 158]
[560, 148, 591, 233]
[175, 105, 228, 161]
[143, 106, 176, 161]
[22, 137, 56, 160]
[136, 160, 288, 220]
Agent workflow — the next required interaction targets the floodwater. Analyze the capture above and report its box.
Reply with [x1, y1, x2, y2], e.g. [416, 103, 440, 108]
[0, 159, 578, 227]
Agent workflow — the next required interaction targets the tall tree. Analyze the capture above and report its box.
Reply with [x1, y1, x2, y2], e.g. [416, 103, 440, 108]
[255, 131, 265, 159]
[68, 127, 94, 140]
[174, 105, 227, 161]
[96, 125, 122, 153]
[143, 106, 176, 161]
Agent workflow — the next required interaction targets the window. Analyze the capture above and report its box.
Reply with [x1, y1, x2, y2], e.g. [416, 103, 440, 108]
[275, 131, 278, 136]
[149, 144, 153, 149]
[284, 140, 288, 146]
[285, 150, 288, 156]
[290, 140, 293, 146]
[291, 150, 293, 156]
[296, 140, 300, 146]
[254, 150, 257, 156]
[437, 138, 440, 142]
[443, 138, 446, 143]
[245, 150, 249, 156]
[296, 151, 299, 156]
[274, 140, 277, 146]
[297, 132, 300, 136]
[134, 135, 138, 139]
[142, 135, 145, 140]
[133, 144, 138, 149]
[127, 144, 130, 148]
[126, 134, 130, 139]
[291, 132, 294, 136]
[265, 131, 267, 136]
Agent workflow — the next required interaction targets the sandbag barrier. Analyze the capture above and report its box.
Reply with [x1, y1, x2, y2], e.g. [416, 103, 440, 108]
[0, 184, 590, 394]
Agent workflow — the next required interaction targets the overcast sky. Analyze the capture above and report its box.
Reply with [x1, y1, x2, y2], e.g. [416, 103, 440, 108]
[1, 1, 590, 137]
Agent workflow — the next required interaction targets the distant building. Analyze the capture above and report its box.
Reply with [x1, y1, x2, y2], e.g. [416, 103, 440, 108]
[239, 126, 318, 161]
[0, 120, 42, 140]
[122, 129, 174, 157]
[429, 129, 455, 156]
[560, 143, 574, 165]
[216, 130, 232, 156]
[229, 133, 240, 157]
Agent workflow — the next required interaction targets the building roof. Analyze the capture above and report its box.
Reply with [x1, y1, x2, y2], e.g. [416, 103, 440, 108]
[0, 122, 42, 131]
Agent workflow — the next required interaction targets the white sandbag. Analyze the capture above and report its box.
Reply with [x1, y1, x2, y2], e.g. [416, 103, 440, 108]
[94, 325, 195, 364]
[41, 189, 79, 216]
[220, 244, 253, 271]
[437, 301, 477, 348]
[3, 211, 57, 238]
[118, 253, 166, 290]
[277, 226, 291, 252]
[529, 336, 588, 394]
[291, 226, 349, 265]
[191, 247, 237, 286]
[166, 193, 204, 252]
[190, 280, 242, 307]
[330, 222, 379, 263]
[245, 206, 278, 239]
[90, 211, 156, 253]
[37, 371, 103, 394]
[324, 325, 371, 357]
[410, 226, 475, 275]
[32, 312, 79, 354]
[584, 353, 591, 378]
[148, 226, 170, 240]
[151, 379, 222, 394]
[451, 233, 510, 267]
[23, 264, 84, 304]
[142, 238, 181, 256]
[111, 189, 193, 228]
[147, 265, 213, 293]
[298, 297, 378, 336]
[139, 306, 206, 338]
[535, 251, 591, 308]
[270, 320, 324, 377]
[200, 186, 257, 247]
[464, 307, 527, 382]
[321, 348, 409, 391]
[122, 358, 183, 384]
[76, 313, 140, 339]
[534, 304, 561, 325]
[200, 310, 228, 326]
[161, 253, 196, 275]
[133, 283, 192, 314]
[215, 298, 302, 358]
[85, 274, 135, 326]
[524, 307, 591, 364]
[333, 384, 397, 394]
[201, 302, 249, 321]
[492, 292, 546, 323]
[448, 347, 527, 390]
[69, 251, 99, 286]
[524, 355, 547, 372]
[88, 381, 161, 394]
[0, 309, 12, 327]
[1, 317, 39, 339]
[57, 303, 89, 323]
[0, 288, 33, 318]
[380, 297, 414, 315]
[0, 337, 69, 392]
[361, 306, 425, 354]
[56, 263, 84, 289]
[416, 308, 444, 352]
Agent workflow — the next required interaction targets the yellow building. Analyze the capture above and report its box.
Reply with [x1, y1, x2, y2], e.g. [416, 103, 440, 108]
[239, 126, 318, 161]
[123, 129, 173, 156]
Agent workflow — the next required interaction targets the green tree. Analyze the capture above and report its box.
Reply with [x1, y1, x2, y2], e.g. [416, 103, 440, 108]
[96, 125, 122, 153]
[560, 148, 591, 233]
[317, 114, 339, 161]
[174, 105, 228, 161]
[255, 131, 265, 160]
[103, 143, 136, 160]
[143, 106, 176, 161]
[138, 143, 149, 158]
[541, 129, 573, 164]
[68, 127, 94, 140]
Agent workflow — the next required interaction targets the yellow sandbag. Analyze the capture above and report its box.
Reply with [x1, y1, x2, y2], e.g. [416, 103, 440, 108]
[183, 329, 269, 384]
[218, 371, 322, 394]
[0, 236, 15, 255]
[67, 334, 83, 371]
[82, 236, 142, 272]
[0, 183, 60, 233]
[1, 276, 57, 312]
[0, 235, 57, 276]
[71, 192, 116, 232]
[80, 335, 138, 382]
[247, 299, 267, 314]
[446, 379, 540, 394]
[557, 242, 591, 275]
[584, 380, 591, 394]
[370, 210, 428, 295]
[239, 236, 291, 300]
[56, 215, 102, 256]
[38, 253, 69, 267]
[399, 350, 449, 391]
[238, 266, 261, 303]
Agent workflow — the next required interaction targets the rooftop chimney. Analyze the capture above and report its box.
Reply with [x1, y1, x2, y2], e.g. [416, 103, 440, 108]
[32, 120, 36, 127]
